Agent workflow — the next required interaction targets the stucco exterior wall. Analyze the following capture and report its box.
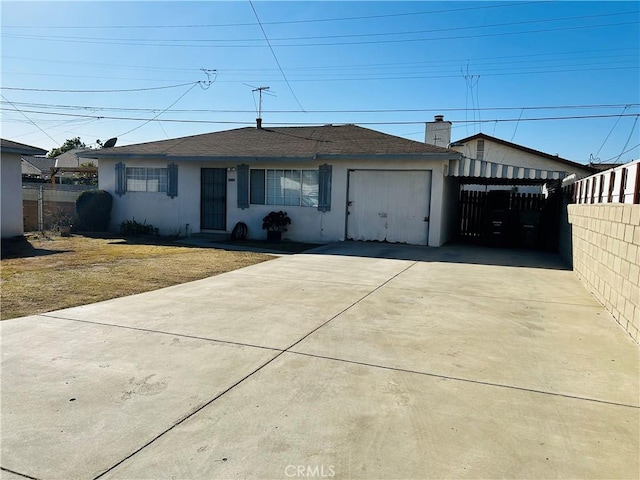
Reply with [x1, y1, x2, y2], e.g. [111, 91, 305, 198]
[564, 204, 640, 343]
[451, 140, 592, 178]
[99, 157, 451, 246]
[1, 152, 24, 238]
[439, 175, 461, 245]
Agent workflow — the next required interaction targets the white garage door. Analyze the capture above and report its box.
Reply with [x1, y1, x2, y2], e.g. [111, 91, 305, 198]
[347, 170, 432, 245]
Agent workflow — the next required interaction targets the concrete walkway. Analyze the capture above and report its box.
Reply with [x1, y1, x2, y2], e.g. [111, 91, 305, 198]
[1, 243, 638, 479]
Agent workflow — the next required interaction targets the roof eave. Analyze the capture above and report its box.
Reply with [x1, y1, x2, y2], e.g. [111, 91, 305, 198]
[3, 147, 48, 156]
[92, 152, 463, 163]
[318, 152, 462, 161]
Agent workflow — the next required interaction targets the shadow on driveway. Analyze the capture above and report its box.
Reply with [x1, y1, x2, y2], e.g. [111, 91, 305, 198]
[305, 240, 571, 270]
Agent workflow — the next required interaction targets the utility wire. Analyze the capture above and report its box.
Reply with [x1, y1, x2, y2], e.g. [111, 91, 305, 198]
[248, 0, 305, 112]
[4, 102, 637, 115]
[2, 82, 198, 93]
[4, 63, 635, 85]
[511, 109, 525, 141]
[593, 105, 629, 160]
[602, 143, 640, 163]
[0, 94, 60, 146]
[6, 11, 634, 44]
[116, 82, 200, 138]
[4, 20, 635, 48]
[5, 47, 637, 75]
[614, 115, 639, 163]
[1, 2, 548, 29]
[3, 109, 637, 125]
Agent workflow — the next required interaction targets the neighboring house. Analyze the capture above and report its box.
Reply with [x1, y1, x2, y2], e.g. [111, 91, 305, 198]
[87, 124, 464, 246]
[57, 148, 98, 169]
[55, 148, 84, 168]
[1, 139, 47, 238]
[21, 149, 98, 182]
[56, 149, 98, 183]
[21, 155, 56, 180]
[448, 132, 595, 188]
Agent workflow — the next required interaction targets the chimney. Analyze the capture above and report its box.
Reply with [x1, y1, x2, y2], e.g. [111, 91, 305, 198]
[256, 118, 262, 129]
[425, 114, 451, 147]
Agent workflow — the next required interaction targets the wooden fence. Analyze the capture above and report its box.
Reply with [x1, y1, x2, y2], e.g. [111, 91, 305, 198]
[459, 190, 546, 245]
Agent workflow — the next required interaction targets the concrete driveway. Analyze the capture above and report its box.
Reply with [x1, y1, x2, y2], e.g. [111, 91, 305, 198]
[1, 243, 638, 480]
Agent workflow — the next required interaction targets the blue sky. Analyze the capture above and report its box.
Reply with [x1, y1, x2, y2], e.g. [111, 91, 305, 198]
[1, 1, 639, 165]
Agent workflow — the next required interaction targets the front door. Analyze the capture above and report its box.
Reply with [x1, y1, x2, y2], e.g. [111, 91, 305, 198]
[201, 168, 227, 230]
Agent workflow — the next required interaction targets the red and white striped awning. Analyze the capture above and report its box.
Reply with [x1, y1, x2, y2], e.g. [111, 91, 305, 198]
[445, 157, 567, 181]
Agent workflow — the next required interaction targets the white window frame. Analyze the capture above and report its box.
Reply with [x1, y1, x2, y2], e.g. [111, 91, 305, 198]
[250, 168, 319, 207]
[126, 167, 168, 193]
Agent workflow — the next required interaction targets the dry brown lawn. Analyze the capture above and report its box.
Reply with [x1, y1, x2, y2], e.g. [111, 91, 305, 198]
[1, 233, 273, 320]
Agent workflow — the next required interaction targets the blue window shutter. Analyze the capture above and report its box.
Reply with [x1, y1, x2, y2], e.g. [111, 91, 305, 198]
[115, 162, 126, 196]
[318, 164, 332, 212]
[167, 163, 178, 198]
[237, 164, 249, 209]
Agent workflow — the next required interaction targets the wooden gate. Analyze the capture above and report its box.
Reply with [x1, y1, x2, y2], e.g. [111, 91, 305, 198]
[458, 190, 547, 247]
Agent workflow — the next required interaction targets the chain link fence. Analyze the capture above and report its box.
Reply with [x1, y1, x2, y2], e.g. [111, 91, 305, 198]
[23, 183, 95, 231]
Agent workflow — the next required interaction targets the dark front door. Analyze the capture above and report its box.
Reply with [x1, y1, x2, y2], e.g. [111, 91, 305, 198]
[201, 168, 227, 230]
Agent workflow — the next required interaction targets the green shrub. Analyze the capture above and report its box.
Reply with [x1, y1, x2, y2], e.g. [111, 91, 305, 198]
[120, 218, 159, 236]
[75, 190, 113, 232]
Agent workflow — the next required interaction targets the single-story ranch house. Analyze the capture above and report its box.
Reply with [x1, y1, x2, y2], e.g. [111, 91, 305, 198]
[85, 119, 593, 246]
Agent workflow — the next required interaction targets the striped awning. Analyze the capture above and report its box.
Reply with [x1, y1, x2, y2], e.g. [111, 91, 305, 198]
[445, 157, 567, 181]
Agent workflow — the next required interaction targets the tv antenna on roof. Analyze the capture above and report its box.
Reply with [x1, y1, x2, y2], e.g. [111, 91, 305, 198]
[245, 84, 275, 128]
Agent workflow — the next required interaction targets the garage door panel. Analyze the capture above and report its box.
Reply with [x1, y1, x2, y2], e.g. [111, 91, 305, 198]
[347, 171, 387, 242]
[347, 170, 431, 245]
[386, 171, 431, 244]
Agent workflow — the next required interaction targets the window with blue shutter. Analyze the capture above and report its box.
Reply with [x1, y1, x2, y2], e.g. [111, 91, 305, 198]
[237, 164, 249, 209]
[115, 162, 126, 196]
[167, 163, 178, 198]
[318, 164, 332, 212]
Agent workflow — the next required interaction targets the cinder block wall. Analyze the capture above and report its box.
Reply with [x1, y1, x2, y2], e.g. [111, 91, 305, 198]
[566, 204, 640, 343]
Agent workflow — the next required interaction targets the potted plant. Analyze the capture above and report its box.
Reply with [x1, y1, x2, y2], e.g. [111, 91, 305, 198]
[262, 211, 291, 242]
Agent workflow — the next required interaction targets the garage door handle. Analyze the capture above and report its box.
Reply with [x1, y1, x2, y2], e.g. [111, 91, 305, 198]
[424, 216, 430, 222]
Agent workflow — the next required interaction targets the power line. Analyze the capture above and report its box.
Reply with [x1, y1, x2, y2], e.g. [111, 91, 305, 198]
[2, 108, 637, 125]
[117, 82, 201, 138]
[4, 60, 635, 85]
[0, 94, 60, 147]
[5, 47, 637, 74]
[248, 0, 305, 112]
[3, 101, 637, 115]
[614, 115, 639, 163]
[3, 65, 635, 92]
[602, 143, 640, 163]
[3, 20, 636, 48]
[593, 105, 630, 161]
[6, 11, 635, 44]
[1, 82, 199, 93]
[0, 2, 549, 29]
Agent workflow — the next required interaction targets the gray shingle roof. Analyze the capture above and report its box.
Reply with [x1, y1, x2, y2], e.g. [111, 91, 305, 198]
[1, 139, 48, 156]
[21, 155, 56, 175]
[87, 125, 459, 159]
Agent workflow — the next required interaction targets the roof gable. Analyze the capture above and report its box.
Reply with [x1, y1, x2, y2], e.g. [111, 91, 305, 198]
[451, 133, 595, 173]
[22, 156, 56, 174]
